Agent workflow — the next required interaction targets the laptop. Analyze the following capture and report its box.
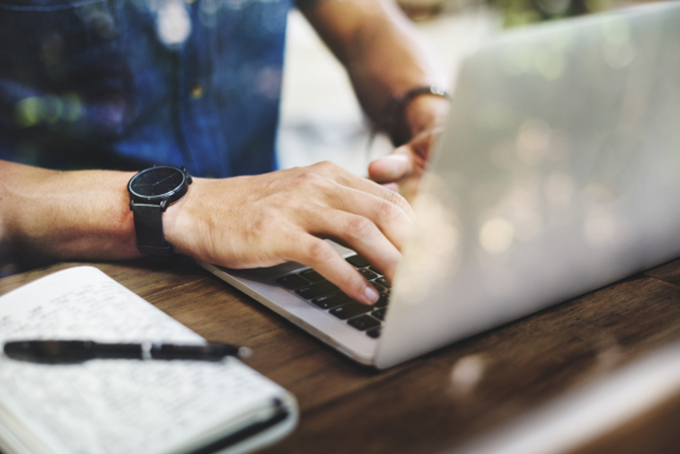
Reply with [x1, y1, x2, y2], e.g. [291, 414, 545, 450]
[198, 1, 680, 369]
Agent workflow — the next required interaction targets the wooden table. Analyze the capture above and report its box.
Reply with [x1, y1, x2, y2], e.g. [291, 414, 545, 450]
[3, 257, 680, 454]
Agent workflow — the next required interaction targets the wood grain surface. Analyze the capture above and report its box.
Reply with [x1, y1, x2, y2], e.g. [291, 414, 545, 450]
[2, 256, 680, 454]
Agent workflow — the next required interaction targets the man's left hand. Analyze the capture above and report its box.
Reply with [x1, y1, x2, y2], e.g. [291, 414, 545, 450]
[368, 127, 441, 201]
[368, 94, 449, 200]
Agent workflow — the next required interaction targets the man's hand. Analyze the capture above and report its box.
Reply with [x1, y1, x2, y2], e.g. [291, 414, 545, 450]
[369, 94, 448, 200]
[369, 127, 441, 200]
[164, 161, 414, 305]
[0, 160, 412, 305]
[301, 0, 449, 199]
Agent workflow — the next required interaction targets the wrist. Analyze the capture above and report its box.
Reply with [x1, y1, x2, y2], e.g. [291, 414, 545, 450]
[389, 86, 450, 146]
[162, 176, 218, 261]
[127, 166, 192, 257]
[160, 180, 195, 257]
[403, 94, 450, 140]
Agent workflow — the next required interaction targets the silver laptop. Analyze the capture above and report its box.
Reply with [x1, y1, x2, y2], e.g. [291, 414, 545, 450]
[199, 1, 680, 369]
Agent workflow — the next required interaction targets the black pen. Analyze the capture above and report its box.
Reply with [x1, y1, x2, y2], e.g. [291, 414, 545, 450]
[3, 340, 252, 364]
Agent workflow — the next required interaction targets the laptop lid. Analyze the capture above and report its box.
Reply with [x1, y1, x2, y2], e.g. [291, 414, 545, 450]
[376, 1, 680, 368]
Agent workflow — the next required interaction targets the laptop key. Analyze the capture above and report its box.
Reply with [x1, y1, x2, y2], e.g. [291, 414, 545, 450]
[276, 274, 310, 290]
[359, 269, 378, 280]
[375, 293, 390, 308]
[300, 269, 325, 283]
[372, 307, 386, 321]
[329, 302, 372, 320]
[311, 292, 350, 310]
[370, 282, 384, 293]
[346, 255, 370, 268]
[374, 277, 391, 288]
[348, 315, 381, 331]
[295, 281, 338, 299]
[366, 327, 381, 339]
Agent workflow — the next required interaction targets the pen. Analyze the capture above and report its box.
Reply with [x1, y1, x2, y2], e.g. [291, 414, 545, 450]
[3, 340, 253, 364]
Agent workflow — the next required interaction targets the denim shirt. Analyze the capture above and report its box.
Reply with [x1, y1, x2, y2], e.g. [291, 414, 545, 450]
[0, 0, 320, 177]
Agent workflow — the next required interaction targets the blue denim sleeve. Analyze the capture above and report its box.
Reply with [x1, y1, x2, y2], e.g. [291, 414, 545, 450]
[0, 0, 298, 177]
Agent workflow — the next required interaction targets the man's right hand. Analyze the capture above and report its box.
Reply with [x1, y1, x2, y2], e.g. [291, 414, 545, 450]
[164, 161, 415, 305]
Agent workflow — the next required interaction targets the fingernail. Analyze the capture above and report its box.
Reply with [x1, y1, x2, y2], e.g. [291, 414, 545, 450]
[363, 286, 379, 304]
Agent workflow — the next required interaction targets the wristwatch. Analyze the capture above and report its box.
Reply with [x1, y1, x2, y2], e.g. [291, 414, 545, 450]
[127, 165, 192, 256]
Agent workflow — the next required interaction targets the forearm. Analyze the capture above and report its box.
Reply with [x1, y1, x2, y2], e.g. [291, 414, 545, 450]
[0, 160, 139, 267]
[303, 0, 448, 138]
[346, 4, 446, 135]
[0, 158, 415, 305]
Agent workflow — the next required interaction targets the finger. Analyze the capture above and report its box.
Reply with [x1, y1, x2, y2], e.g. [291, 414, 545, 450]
[326, 185, 414, 252]
[414, 126, 445, 160]
[368, 152, 413, 184]
[286, 234, 380, 305]
[305, 161, 416, 219]
[310, 206, 402, 282]
[382, 182, 399, 192]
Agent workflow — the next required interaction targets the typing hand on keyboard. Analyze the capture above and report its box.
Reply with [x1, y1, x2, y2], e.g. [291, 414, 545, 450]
[278, 255, 391, 338]
[165, 161, 413, 305]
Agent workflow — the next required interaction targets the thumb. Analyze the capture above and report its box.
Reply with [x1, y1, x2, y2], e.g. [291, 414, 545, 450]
[368, 153, 413, 183]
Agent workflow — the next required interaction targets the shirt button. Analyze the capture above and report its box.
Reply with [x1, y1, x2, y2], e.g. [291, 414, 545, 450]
[190, 84, 204, 99]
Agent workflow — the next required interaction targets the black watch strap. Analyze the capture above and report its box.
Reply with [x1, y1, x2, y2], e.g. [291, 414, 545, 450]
[132, 203, 173, 256]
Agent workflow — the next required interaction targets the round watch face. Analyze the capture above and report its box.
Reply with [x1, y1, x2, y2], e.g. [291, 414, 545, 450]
[128, 166, 187, 200]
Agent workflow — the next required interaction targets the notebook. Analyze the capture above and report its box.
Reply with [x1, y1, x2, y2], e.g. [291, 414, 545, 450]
[0, 266, 298, 454]
[198, 1, 680, 369]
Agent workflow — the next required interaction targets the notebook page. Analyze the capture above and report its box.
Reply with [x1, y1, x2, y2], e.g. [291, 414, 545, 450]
[0, 266, 286, 454]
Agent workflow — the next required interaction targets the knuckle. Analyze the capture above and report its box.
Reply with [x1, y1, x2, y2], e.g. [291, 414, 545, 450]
[377, 199, 401, 222]
[251, 211, 278, 235]
[385, 188, 408, 209]
[312, 160, 338, 173]
[296, 171, 326, 188]
[306, 240, 333, 263]
[346, 216, 375, 239]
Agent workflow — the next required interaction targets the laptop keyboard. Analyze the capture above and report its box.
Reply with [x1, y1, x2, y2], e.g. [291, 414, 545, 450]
[275, 255, 390, 339]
